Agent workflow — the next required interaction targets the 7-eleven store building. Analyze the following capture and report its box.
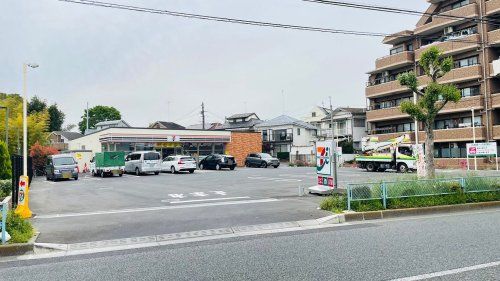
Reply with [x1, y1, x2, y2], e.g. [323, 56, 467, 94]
[68, 127, 262, 167]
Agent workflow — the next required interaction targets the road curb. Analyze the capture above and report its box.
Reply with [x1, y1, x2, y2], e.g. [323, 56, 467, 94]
[0, 232, 39, 257]
[342, 201, 500, 222]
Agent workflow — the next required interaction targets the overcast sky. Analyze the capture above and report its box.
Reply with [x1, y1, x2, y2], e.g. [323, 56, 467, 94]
[0, 0, 429, 128]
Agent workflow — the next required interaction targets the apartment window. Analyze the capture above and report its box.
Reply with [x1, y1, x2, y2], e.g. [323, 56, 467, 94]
[262, 130, 268, 141]
[312, 112, 316, 117]
[454, 56, 478, 68]
[435, 119, 454, 130]
[396, 122, 414, 132]
[460, 86, 480, 97]
[407, 43, 414, 52]
[451, 0, 469, 10]
[297, 128, 301, 136]
[390, 45, 404, 55]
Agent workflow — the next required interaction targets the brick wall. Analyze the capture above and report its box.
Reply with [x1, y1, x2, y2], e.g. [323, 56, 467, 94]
[225, 132, 262, 167]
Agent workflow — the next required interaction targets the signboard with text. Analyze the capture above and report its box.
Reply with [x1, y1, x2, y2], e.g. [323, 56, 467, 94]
[466, 143, 497, 157]
[316, 141, 335, 188]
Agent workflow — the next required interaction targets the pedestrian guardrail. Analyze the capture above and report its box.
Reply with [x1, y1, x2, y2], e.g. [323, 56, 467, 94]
[347, 176, 500, 210]
[0, 201, 6, 244]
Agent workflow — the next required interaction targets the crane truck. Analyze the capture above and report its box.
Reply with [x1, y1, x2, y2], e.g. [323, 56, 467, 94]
[355, 134, 416, 173]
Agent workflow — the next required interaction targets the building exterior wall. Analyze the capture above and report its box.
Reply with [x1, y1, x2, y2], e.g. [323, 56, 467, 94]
[225, 132, 262, 167]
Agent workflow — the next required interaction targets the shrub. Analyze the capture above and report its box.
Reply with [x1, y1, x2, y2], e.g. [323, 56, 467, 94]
[29, 142, 58, 175]
[0, 179, 10, 198]
[351, 185, 373, 199]
[320, 195, 347, 213]
[351, 200, 384, 212]
[0, 141, 11, 180]
[6, 211, 34, 243]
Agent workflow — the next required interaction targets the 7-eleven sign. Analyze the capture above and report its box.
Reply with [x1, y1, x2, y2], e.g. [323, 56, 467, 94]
[15, 175, 32, 218]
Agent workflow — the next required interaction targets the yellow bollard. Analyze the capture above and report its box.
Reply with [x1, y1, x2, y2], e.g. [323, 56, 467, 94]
[15, 175, 32, 218]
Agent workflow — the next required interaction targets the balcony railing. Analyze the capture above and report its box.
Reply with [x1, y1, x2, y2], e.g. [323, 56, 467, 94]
[488, 28, 500, 46]
[486, 0, 500, 16]
[414, 3, 478, 35]
[318, 129, 350, 138]
[263, 133, 293, 142]
[366, 107, 407, 122]
[493, 125, 500, 139]
[418, 65, 482, 85]
[374, 51, 414, 71]
[492, 93, 500, 108]
[365, 79, 410, 98]
[415, 34, 480, 60]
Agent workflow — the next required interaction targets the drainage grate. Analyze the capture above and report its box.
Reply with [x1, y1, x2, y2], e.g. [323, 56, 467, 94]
[68, 235, 157, 251]
[156, 228, 233, 242]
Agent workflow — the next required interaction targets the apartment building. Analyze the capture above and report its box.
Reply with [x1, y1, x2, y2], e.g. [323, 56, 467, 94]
[366, 0, 500, 168]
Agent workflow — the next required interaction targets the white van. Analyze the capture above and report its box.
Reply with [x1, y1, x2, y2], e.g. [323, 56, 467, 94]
[124, 151, 162, 176]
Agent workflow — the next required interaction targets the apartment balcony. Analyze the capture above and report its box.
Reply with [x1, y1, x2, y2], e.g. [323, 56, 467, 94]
[382, 30, 413, 45]
[365, 80, 410, 98]
[487, 28, 500, 46]
[418, 65, 482, 86]
[433, 127, 485, 142]
[415, 34, 480, 60]
[263, 133, 293, 143]
[492, 93, 500, 108]
[366, 107, 407, 122]
[441, 95, 484, 114]
[493, 125, 500, 139]
[374, 51, 415, 72]
[414, 3, 478, 35]
[318, 129, 350, 138]
[486, 0, 500, 16]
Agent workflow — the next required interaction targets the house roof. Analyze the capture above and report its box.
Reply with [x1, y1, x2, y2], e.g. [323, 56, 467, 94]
[321, 107, 366, 121]
[226, 113, 259, 120]
[186, 122, 224, 130]
[255, 115, 317, 130]
[95, 120, 131, 127]
[51, 131, 84, 141]
[222, 119, 263, 130]
[150, 121, 186, 130]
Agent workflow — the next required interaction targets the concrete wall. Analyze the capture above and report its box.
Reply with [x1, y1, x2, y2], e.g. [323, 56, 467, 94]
[225, 132, 262, 167]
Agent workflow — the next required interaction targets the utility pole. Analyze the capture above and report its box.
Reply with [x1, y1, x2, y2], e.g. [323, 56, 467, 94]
[201, 102, 206, 130]
[86, 102, 89, 133]
[329, 96, 338, 189]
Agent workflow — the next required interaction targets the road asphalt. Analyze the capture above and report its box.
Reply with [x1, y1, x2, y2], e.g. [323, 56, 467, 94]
[0, 210, 498, 280]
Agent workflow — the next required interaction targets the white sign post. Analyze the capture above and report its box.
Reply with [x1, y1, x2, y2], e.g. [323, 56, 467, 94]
[466, 143, 498, 171]
[309, 140, 336, 195]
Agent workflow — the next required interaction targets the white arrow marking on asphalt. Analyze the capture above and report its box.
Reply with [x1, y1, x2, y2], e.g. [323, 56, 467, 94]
[161, 197, 250, 204]
[211, 191, 227, 196]
[190, 192, 208, 197]
[168, 194, 185, 199]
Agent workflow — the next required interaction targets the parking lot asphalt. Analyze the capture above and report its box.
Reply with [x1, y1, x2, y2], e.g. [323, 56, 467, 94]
[29, 166, 499, 244]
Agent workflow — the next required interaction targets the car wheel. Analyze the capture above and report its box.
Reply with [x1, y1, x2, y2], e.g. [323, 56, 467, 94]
[199, 163, 204, 170]
[170, 166, 176, 174]
[273, 165, 279, 168]
[46, 174, 50, 181]
[135, 168, 140, 176]
[216, 164, 221, 170]
[230, 166, 235, 171]
[119, 173, 123, 177]
[261, 162, 267, 168]
[100, 171, 105, 178]
[366, 162, 376, 172]
[245, 161, 250, 168]
[74, 176, 78, 181]
[189, 169, 195, 173]
[154, 171, 160, 175]
[398, 163, 408, 173]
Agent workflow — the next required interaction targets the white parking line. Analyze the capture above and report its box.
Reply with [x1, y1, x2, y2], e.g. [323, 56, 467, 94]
[389, 260, 500, 281]
[35, 198, 280, 219]
[247, 176, 302, 182]
[162, 197, 251, 204]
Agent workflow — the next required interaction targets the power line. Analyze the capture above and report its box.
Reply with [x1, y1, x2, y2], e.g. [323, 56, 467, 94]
[303, 0, 500, 27]
[57, 0, 482, 45]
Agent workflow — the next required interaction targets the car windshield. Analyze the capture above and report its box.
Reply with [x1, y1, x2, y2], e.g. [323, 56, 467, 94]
[181, 157, 195, 161]
[259, 153, 272, 158]
[144, 153, 160, 160]
[53, 157, 75, 166]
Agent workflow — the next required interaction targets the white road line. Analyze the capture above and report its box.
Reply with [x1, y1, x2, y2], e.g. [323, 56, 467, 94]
[162, 197, 251, 204]
[389, 261, 500, 281]
[35, 198, 279, 219]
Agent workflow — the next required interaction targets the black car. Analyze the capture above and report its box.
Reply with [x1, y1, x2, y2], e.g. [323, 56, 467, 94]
[245, 153, 280, 168]
[198, 154, 237, 170]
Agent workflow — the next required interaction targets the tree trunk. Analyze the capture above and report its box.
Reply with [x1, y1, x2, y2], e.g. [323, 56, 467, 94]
[424, 123, 436, 178]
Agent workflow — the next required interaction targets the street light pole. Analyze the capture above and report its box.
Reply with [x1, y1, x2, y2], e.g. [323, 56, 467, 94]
[22, 63, 38, 177]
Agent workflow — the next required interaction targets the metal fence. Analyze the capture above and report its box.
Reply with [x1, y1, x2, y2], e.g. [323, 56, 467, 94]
[346, 176, 500, 210]
[0, 201, 6, 244]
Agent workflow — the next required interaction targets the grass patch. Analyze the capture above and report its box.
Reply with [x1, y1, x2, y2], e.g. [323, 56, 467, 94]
[6, 211, 34, 243]
[320, 194, 347, 213]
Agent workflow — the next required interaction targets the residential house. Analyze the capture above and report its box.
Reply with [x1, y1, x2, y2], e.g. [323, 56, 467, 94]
[186, 122, 224, 130]
[48, 131, 84, 151]
[223, 113, 262, 131]
[254, 115, 317, 159]
[149, 121, 186, 130]
[85, 120, 131, 135]
[315, 107, 367, 150]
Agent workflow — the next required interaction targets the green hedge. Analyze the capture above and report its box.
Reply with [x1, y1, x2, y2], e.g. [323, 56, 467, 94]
[0, 179, 10, 198]
[6, 211, 34, 243]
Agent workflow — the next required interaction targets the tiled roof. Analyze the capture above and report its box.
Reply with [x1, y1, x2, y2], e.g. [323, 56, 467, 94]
[255, 115, 317, 130]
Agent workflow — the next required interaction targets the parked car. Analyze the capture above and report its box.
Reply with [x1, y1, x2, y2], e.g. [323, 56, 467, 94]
[198, 154, 236, 170]
[124, 151, 161, 175]
[90, 151, 126, 177]
[162, 155, 197, 173]
[45, 154, 79, 181]
[245, 153, 280, 168]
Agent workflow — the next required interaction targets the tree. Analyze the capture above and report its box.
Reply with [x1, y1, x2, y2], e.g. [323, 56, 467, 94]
[397, 46, 461, 178]
[48, 104, 65, 131]
[30, 142, 58, 175]
[0, 140, 12, 179]
[28, 96, 47, 114]
[78, 105, 121, 134]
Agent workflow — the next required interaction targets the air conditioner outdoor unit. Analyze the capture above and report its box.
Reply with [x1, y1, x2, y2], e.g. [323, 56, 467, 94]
[444, 26, 454, 34]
